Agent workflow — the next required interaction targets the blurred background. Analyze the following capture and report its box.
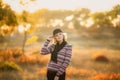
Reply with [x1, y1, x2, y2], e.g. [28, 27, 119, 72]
[0, 0, 120, 80]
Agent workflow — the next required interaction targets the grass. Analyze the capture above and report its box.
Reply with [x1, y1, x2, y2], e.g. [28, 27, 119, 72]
[0, 34, 120, 80]
[92, 53, 109, 62]
[89, 73, 120, 80]
[0, 24, 120, 80]
[0, 61, 22, 71]
[0, 39, 120, 80]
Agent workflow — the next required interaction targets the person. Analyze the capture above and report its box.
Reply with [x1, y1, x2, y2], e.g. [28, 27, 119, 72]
[40, 28, 72, 80]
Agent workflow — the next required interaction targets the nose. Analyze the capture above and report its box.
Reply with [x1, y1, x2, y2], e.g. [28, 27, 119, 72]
[57, 36, 61, 39]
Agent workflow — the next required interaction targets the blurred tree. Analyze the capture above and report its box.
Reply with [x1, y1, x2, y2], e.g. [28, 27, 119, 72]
[91, 12, 112, 27]
[108, 4, 120, 28]
[108, 4, 120, 19]
[22, 11, 28, 22]
[19, 0, 37, 54]
[91, 4, 120, 28]
[90, 4, 120, 40]
[73, 8, 90, 29]
[0, 0, 17, 36]
[109, 5, 120, 39]
[31, 8, 48, 25]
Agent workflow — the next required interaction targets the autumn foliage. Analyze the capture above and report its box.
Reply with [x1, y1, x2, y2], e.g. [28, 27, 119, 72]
[0, 47, 49, 65]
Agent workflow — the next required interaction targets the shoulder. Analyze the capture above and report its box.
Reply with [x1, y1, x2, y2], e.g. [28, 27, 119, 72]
[66, 43, 72, 47]
[65, 43, 72, 49]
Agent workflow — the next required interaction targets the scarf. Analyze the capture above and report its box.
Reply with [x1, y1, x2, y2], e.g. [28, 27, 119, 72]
[51, 41, 67, 63]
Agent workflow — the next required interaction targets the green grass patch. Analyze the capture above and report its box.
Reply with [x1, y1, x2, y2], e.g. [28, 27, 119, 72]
[0, 61, 22, 71]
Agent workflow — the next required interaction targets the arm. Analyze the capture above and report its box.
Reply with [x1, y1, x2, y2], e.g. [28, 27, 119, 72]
[40, 36, 54, 55]
[56, 45, 72, 76]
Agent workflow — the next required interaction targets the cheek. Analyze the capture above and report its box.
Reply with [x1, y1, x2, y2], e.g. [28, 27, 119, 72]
[60, 35, 64, 39]
[54, 37, 59, 40]
[55, 35, 64, 40]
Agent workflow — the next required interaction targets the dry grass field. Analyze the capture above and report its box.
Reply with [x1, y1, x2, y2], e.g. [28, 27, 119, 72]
[0, 43, 120, 80]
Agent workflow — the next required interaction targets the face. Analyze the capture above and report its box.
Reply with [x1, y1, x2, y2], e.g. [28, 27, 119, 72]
[54, 32, 64, 42]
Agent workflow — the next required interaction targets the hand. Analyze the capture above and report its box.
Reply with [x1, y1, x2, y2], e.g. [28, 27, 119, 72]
[54, 76, 59, 80]
[46, 36, 53, 42]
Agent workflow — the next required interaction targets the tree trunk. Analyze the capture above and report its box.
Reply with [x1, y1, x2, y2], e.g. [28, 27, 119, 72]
[22, 31, 27, 54]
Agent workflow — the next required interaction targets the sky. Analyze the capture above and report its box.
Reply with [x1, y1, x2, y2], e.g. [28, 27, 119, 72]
[3, 0, 120, 13]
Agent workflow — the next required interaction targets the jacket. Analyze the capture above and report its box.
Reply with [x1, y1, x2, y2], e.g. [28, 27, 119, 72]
[40, 39, 72, 76]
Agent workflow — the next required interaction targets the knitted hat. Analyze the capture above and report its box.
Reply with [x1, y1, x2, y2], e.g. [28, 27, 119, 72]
[53, 28, 63, 35]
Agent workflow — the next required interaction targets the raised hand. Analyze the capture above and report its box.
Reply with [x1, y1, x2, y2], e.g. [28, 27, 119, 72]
[46, 36, 53, 42]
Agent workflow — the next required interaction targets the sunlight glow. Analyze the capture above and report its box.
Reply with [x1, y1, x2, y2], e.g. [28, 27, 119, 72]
[3, 0, 120, 13]
[112, 15, 120, 27]
[50, 19, 64, 27]
[18, 23, 31, 33]
[65, 15, 74, 21]
[80, 21, 85, 26]
[68, 22, 74, 29]
[86, 18, 94, 28]
[18, 25, 24, 33]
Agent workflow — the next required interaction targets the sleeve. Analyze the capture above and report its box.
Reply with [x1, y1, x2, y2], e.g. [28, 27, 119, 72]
[40, 39, 54, 55]
[56, 45, 72, 77]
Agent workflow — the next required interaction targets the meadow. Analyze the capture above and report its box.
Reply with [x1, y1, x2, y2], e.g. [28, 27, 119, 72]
[0, 30, 120, 80]
[0, 1, 120, 80]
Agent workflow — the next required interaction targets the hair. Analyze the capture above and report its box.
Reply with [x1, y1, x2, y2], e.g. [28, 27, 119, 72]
[53, 33, 67, 44]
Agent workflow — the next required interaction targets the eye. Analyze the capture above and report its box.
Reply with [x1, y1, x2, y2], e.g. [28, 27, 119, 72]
[55, 34, 58, 37]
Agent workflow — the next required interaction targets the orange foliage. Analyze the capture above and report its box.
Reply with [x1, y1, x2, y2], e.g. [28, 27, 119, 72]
[90, 73, 120, 80]
[0, 48, 12, 60]
[36, 67, 47, 75]
[17, 55, 49, 64]
[67, 67, 92, 77]
[0, 56, 4, 62]
[37, 56, 49, 63]
[0, 47, 22, 61]
[0, 47, 49, 65]
[9, 57, 15, 62]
